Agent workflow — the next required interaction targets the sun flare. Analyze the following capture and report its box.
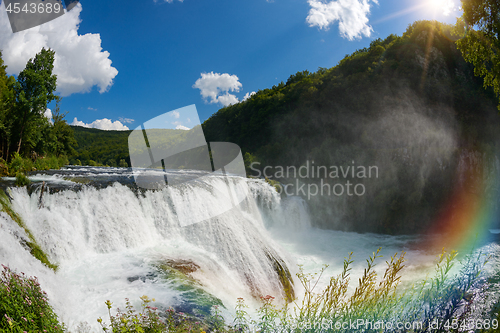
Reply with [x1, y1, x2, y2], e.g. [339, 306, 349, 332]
[427, 0, 455, 16]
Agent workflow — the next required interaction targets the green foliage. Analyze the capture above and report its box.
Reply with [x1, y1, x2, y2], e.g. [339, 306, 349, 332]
[0, 158, 8, 176]
[0, 49, 76, 166]
[14, 173, 30, 187]
[286, 249, 405, 332]
[33, 155, 68, 171]
[44, 102, 77, 157]
[461, 0, 500, 39]
[0, 265, 64, 332]
[70, 126, 207, 168]
[456, 20, 500, 109]
[70, 126, 131, 167]
[265, 177, 282, 193]
[243, 152, 258, 173]
[454, 0, 500, 108]
[399, 249, 492, 331]
[0, 190, 58, 271]
[98, 296, 207, 333]
[8, 153, 26, 175]
[256, 295, 279, 332]
[12, 48, 58, 155]
[0, 248, 492, 332]
[233, 298, 250, 331]
[94, 248, 491, 333]
[6, 153, 68, 175]
[0, 52, 15, 159]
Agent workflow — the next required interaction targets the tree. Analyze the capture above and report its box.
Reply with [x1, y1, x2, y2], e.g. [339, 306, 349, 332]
[12, 48, 58, 154]
[0, 51, 16, 160]
[456, 0, 500, 109]
[50, 102, 77, 156]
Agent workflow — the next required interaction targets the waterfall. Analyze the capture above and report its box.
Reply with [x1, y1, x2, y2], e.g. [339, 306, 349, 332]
[2, 166, 499, 331]
[0, 172, 306, 330]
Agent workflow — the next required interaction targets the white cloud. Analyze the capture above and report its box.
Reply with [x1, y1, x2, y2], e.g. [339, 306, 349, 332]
[243, 91, 256, 101]
[217, 93, 239, 106]
[171, 111, 180, 119]
[0, 3, 118, 96]
[171, 120, 191, 129]
[44, 108, 53, 124]
[71, 117, 129, 131]
[306, 0, 377, 40]
[193, 72, 242, 106]
[88, 107, 97, 111]
[119, 117, 135, 124]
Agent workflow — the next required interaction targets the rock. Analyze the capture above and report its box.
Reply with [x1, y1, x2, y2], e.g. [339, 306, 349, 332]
[162, 258, 200, 275]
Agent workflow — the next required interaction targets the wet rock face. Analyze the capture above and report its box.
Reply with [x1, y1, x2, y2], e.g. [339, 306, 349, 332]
[162, 259, 200, 275]
[127, 272, 157, 283]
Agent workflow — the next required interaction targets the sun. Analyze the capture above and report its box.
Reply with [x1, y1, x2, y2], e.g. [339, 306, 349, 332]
[427, 0, 455, 16]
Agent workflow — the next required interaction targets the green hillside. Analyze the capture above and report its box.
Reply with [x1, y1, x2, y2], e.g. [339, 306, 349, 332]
[201, 20, 500, 234]
[202, 20, 498, 163]
[71, 125, 205, 168]
[70, 126, 131, 167]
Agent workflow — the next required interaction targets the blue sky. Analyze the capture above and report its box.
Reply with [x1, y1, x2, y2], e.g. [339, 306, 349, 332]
[0, 0, 460, 130]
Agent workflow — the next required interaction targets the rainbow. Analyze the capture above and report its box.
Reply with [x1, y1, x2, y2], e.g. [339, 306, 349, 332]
[420, 148, 500, 252]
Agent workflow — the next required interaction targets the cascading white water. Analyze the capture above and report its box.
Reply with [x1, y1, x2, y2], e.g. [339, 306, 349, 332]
[1, 167, 499, 331]
[0, 171, 304, 330]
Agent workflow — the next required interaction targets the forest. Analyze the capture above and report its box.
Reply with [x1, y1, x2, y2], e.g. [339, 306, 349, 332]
[70, 126, 130, 167]
[0, 48, 76, 178]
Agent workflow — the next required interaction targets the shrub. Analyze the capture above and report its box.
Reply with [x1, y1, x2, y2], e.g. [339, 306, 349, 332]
[8, 153, 26, 175]
[233, 297, 250, 331]
[98, 296, 206, 333]
[7, 154, 68, 173]
[57, 156, 68, 168]
[0, 158, 8, 176]
[34, 157, 49, 171]
[46, 156, 60, 169]
[0, 265, 65, 332]
[15, 173, 31, 187]
[265, 177, 282, 193]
